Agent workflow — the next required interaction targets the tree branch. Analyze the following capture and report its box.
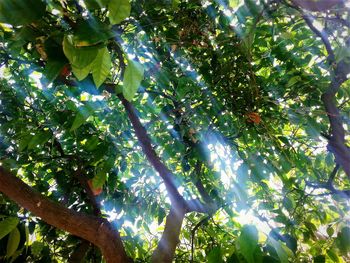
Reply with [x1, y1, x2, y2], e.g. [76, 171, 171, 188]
[151, 207, 185, 263]
[118, 94, 188, 210]
[297, 9, 350, 178]
[0, 166, 130, 263]
[302, 13, 336, 64]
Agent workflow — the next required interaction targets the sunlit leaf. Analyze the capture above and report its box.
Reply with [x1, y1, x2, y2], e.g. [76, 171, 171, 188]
[108, 0, 131, 25]
[237, 225, 259, 263]
[0, 217, 19, 240]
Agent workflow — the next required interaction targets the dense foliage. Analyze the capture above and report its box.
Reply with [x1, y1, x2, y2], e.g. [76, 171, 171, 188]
[0, 0, 350, 262]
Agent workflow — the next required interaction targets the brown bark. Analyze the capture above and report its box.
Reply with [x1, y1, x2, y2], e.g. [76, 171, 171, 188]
[118, 94, 188, 210]
[322, 81, 350, 177]
[69, 240, 91, 263]
[0, 166, 130, 263]
[151, 208, 185, 263]
[300, 11, 350, 178]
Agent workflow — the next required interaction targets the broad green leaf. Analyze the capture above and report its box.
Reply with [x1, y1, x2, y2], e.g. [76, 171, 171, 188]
[92, 169, 107, 189]
[269, 238, 293, 263]
[6, 227, 20, 258]
[237, 225, 259, 263]
[18, 134, 33, 152]
[73, 19, 113, 46]
[0, 0, 46, 26]
[70, 108, 91, 131]
[123, 59, 144, 101]
[207, 247, 223, 263]
[72, 65, 91, 81]
[92, 47, 111, 87]
[63, 35, 98, 69]
[27, 131, 51, 150]
[0, 217, 19, 240]
[108, 0, 131, 25]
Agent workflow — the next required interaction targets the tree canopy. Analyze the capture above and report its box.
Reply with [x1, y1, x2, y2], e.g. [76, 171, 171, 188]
[0, 0, 350, 262]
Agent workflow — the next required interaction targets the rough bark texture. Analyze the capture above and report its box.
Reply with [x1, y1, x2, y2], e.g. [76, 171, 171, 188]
[151, 208, 185, 263]
[0, 167, 130, 263]
[322, 80, 350, 177]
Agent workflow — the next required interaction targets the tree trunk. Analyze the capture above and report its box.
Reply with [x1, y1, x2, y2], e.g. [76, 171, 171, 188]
[0, 167, 130, 263]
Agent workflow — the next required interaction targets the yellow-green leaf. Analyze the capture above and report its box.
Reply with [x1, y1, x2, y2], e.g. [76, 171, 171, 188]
[63, 35, 98, 69]
[0, 217, 19, 240]
[123, 59, 144, 101]
[92, 47, 111, 88]
[6, 227, 20, 258]
[72, 64, 92, 81]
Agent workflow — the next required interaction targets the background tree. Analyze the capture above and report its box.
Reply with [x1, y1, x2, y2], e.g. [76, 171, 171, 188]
[0, 0, 350, 262]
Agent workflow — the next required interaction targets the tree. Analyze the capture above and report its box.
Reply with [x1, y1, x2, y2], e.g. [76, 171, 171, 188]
[0, 0, 349, 262]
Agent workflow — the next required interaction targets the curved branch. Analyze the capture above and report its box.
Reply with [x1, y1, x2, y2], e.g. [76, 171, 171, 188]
[118, 94, 188, 210]
[0, 166, 130, 263]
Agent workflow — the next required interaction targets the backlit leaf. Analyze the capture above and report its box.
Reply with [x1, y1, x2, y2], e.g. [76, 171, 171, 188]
[92, 47, 111, 88]
[123, 59, 144, 101]
[0, 217, 19, 240]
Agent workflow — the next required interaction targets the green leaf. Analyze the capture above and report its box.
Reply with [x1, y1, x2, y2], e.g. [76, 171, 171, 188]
[123, 59, 144, 101]
[6, 227, 20, 258]
[92, 169, 107, 189]
[31, 241, 44, 257]
[27, 131, 51, 150]
[63, 35, 99, 69]
[70, 108, 91, 131]
[73, 19, 113, 46]
[237, 225, 259, 263]
[229, 0, 241, 8]
[44, 60, 67, 83]
[108, 0, 131, 25]
[336, 226, 350, 254]
[286, 76, 301, 88]
[207, 247, 223, 263]
[92, 47, 111, 87]
[269, 238, 293, 263]
[72, 65, 91, 81]
[327, 249, 339, 263]
[0, 0, 46, 26]
[0, 217, 19, 240]
[25, 225, 30, 252]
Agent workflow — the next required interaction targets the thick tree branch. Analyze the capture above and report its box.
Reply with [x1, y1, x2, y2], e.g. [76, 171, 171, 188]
[69, 240, 91, 263]
[151, 207, 185, 263]
[302, 14, 336, 64]
[0, 166, 130, 263]
[118, 94, 188, 210]
[298, 10, 350, 178]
